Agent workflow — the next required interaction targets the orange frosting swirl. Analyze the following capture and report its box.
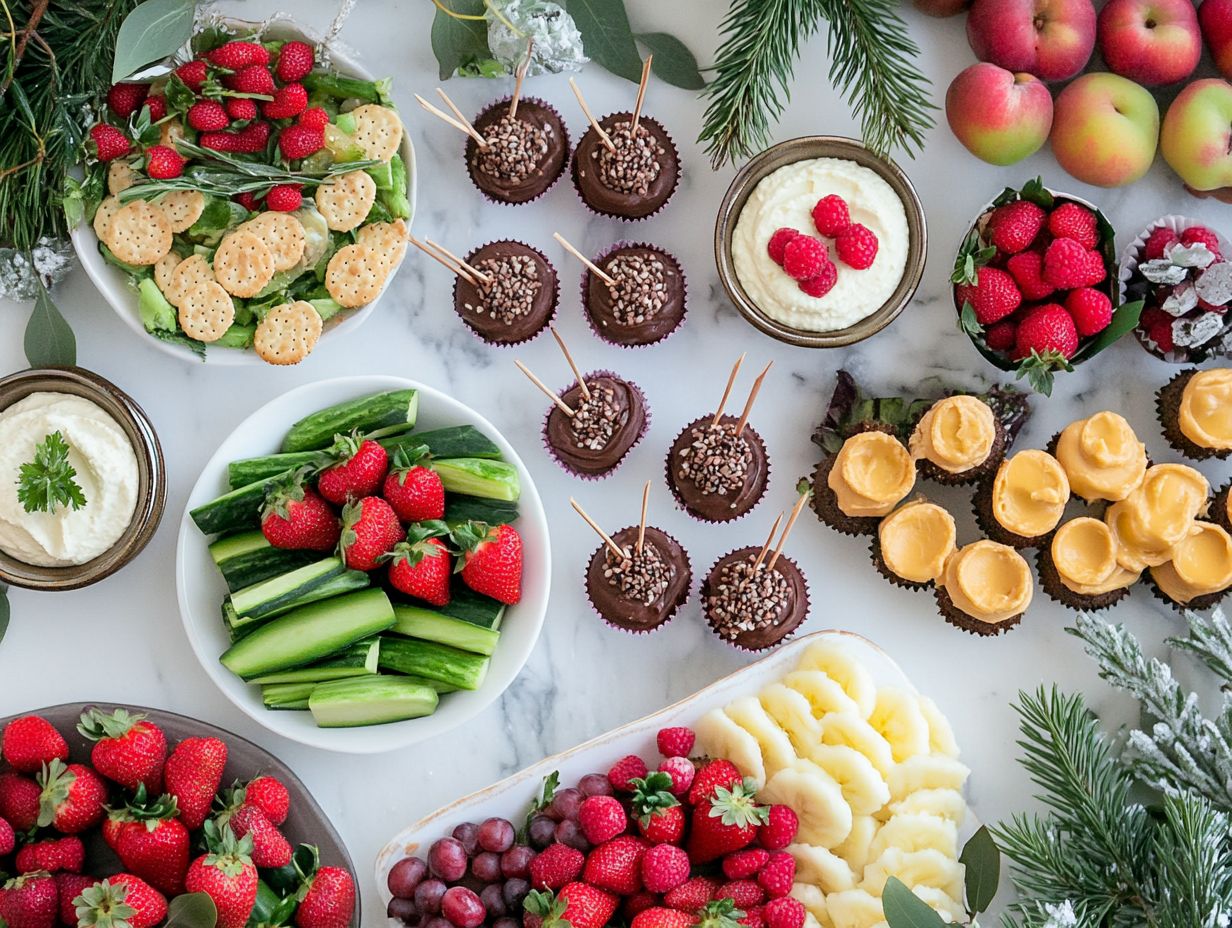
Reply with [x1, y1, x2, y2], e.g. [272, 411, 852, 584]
[1054, 412, 1147, 502]
[827, 431, 916, 518]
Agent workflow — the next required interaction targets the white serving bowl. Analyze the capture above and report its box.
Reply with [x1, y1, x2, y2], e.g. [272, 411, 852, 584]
[176, 375, 550, 753]
[70, 20, 417, 366]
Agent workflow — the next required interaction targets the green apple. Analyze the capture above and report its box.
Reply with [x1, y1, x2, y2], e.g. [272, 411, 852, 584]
[1161, 79, 1232, 192]
[1050, 72, 1159, 186]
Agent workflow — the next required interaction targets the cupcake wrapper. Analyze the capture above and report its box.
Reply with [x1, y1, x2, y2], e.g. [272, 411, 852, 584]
[934, 586, 1023, 637]
[1143, 568, 1230, 614]
[464, 97, 571, 207]
[916, 417, 1007, 487]
[1156, 369, 1230, 461]
[579, 240, 688, 350]
[584, 525, 694, 634]
[1034, 545, 1132, 613]
[570, 115, 681, 222]
[970, 473, 1055, 549]
[539, 370, 651, 481]
[1211, 483, 1232, 536]
[665, 418, 770, 524]
[453, 239, 559, 347]
[809, 422, 904, 537]
[700, 547, 811, 654]
[868, 534, 932, 592]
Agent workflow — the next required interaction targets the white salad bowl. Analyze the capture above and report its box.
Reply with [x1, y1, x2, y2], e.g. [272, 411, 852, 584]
[70, 20, 417, 366]
[175, 375, 550, 753]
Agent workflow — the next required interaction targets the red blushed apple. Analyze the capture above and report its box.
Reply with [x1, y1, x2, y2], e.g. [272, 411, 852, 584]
[946, 63, 1054, 164]
[1161, 79, 1232, 193]
[1200, 0, 1232, 80]
[912, 0, 971, 15]
[1050, 72, 1160, 186]
[967, 0, 1097, 82]
[1098, 0, 1201, 86]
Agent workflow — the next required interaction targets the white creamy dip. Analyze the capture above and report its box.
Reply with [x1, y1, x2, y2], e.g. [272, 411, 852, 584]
[732, 157, 910, 332]
[0, 392, 139, 567]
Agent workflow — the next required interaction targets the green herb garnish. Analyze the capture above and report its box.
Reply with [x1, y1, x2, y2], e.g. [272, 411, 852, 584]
[17, 431, 86, 514]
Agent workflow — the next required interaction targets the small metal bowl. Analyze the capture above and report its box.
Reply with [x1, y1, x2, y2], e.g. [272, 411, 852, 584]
[714, 136, 927, 348]
[0, 367, 165, 591]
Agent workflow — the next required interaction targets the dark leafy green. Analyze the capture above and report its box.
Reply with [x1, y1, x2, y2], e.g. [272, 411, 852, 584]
[163, 892, 218, 928]
[24, 279, 77, 368]
[882, 877, 947, 928]
[111, 0, 195, 82]
[960, 825, 1001, 915]
[431, 0, 492, 80]
[636, 33, 704, 89]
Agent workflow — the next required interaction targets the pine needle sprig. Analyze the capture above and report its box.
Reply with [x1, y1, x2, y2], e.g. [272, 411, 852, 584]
[1151, 792, 1232, 928]
[1168, 607, 1232, 683]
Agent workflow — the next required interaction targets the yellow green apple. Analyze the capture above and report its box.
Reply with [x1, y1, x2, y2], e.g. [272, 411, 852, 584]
[946, 63, 1054, 165]
[1050, 72, 1159, 186]
[1161, 79, 1232, 192]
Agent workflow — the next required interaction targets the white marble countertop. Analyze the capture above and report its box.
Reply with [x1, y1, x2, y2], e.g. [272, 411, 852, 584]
[1, 0, 1228, 918]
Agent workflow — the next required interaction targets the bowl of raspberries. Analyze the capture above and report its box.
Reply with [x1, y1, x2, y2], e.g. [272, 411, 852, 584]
[1121, 217, 1232, 363]
[952, 178, 1142, 395]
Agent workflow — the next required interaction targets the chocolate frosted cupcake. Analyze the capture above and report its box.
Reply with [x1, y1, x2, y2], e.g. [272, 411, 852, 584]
[466, 98, 569, 205]
[934, 540, 1032, 636]
[1157, 368, 1232, 461]
[585, 525, 692, 633]
[1036, 517, 1138, 612]
[871, 500, 957, 590]
[909, 395, 1006, 486]
[453, 240, 558, 345]
[973, 449, 1069, 548]
[812, 425, 916, 537]
[665, 414, 769, 523]
[543, 371, 649, 479]
[572, 114, 679, 220]
[1051, 411, 1148, 503]
[583, 243, 686, 347]
[702, 546, 809, 652]
[1147, 521, 1232, 611]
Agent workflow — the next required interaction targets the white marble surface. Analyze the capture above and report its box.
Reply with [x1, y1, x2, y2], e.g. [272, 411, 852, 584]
[1, 0, 1230, 918]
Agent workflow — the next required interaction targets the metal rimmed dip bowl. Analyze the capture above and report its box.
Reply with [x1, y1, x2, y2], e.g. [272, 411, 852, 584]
[714, 136, 927, 348]
[0, 367, 165, 591]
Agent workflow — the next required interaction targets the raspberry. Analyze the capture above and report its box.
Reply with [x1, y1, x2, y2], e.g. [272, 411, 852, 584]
[656, 727, 695, 758]
[1065, 287, 1112, 337]
[263, 82, 309, 120]
[142, 95, 166, 122]
[188, 100, 229, 131]
[225, 98, 259, 122]
[299, 107, 331, 131]
[224, 64, 276, 96]
[107, 83, 147, 118]
[89, 124, 131, 161]
[145, 145, 185, 179]
[1014, 303, 1079, 361]
[756, 852, 794, 899]
[641, 844, 690, 894]
[811, 194, 850, 237]
[1043, 237, 1105, 289]
[276, 40, 316, 82]
[766, 228, 800, 266]
[233, 192, 262, 212]
[984, 319, 1017, 352]
[1006, 251, 1054, 301]
[1180, 225, 1222, 260]
[717, 881, 765, 909]
[1047, 202, 1099, 249]
[756, 805, 798, 851]
[265, 184, 303, 212]
[1147, 317, 1175, 353]
[657, 756, 694, 796]
[834, 223, 878, 270]
[175, 59, 208, 92]
[200, 131, 236, 153]
[278, 123, 324, 160]
[208, 41, 270, 69]
[764, 896, 806, 928]
[782, 236, 828, 281]
[578, 795, 628, 845]
[608, 754, 649, 792]
[1144, 227, 1180, 260]
[721, 849, 769, 881]
[987, 200, 1045, 254]
[956, 266, 1021, 325]
[740, 907, 765, 928]
[798, 261, 837, 299]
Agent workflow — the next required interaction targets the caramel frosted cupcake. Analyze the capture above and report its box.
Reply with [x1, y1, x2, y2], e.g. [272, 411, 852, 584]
[572, 114, 679, 220]
[1148, 521, 1232, 611]
[1051, 411, 1147, 503]
[909, 395, 1006, 486]
[665, 414, 769, 523]
[453, 241, 558, 345]
[935, 540, 1033, 636]
[974, 449, 1070, 548]
[466, 98, 569, 205]
[702, 546, 809, 651]
[1157, 368, 1232, 461]
[1105, 463, 1210, 572]
[813, 427, 916, 536]
[872, 500, 957, 590]
[1212, 482, 1232, 536]
[543, 372, 648, 479]
[1037, 517, 1139, 611]
[583, 243, 686, 347]
[585, 525, 692, 633]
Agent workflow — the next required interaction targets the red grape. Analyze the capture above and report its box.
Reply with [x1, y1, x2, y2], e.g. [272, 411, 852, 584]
[428, 838, 468, 882]
[503, 878, 530, 910]
[424, 917, 452, 928]
[554, 819, 589, 851]
[442, 886, 485, 928]
[389, 857, 428, 899]
[578, 773, 614, 797]
[494, 919, 520, 928]
[415, 879, 447, 915]
[452, 822, 480, 856]
[528, 815, 556, 849]
[480, 883, 507, 917]
[471, 851, 502, 883]
[388, 897, 417, 924]
[500, 845, 535, 879]
[478, 817, 516, 853]
[550, 788, 583, 821]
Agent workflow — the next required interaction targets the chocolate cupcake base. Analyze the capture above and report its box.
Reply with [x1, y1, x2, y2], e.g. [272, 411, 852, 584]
[971, 476, 1056, 549]
[541, 371, 650, 480]
[465, 97, 570, 206]
[570, 114, 680, 221]
[1211, 482, 1232, 535]
[452, 239, 559, 346]
[665, 415, 770, 524]
[934, 586, 1023, 637]
[1034, 547, 1132, 613]
[916, 417, 1008, 487]
[1144, 570, 1230, 614]
[1157, 369, 1231, 462]
[701, 545, 810, 652]
[580, 241, 687, 349]
[869, 535, 932, 592]
[811, 454, 883, 537]
[585, 525, 692, 633]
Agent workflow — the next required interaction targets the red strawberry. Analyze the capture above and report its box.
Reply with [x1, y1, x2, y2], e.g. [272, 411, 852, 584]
[657, 757, 694, 797]
[609, 755, 650, 793]
[740, 906, 764, 928]
[529, 844, 585, 891]
[755, 806, 797, 851]
[163, 737, 227, 831]
[224, 65, 276, 96]
[985, 319, 1017, 353]
[986, 200, 1045, 254]
[765, 228, 800, 266]
[810, 194, 850, 237]
[722, 849, 769, 881]
[453, 522, 523, 604]
[109, 794, 190, 896]
[526, 883, 619, 928]
[1065, 287, 1113, 337]
[293, 865, 354, 928]
[0, 774, 41, 831]
[225, 98, 259, 122]
[639, 900, 744, 928]
[641, 843, 689, 894]
[142, 95, 167, 122]
[37, 761, 106, 834]
[1043, 238, 1106, 289]
[1181, 225, 1222, 259]
[623, 891, 660, 921]
[755, 852, 794, 898]
[108, 83, 149, 118]
[383, 446, 445, 522]
[763, 897, 804, 928]
[261, 477, 341, 553]
[175, 60, 209, 92]
[184, 830, 257, 928]
[145, 145, 185, 180]
[208, 41, 271, 69]
[89, 124, 131, 161]
[234, 191, 262, 212]
[956, 266, 1021, 325]
[340, 497, 403, 571]
[1014, 303, 1079, 361]
[279, 124, 325, 160]
[387, 532, 452, 604]
[631, 907, 696, 928]
[637, 804, 685, 845]
[55, 873, 96, 926]
[0, 816, 13, 855]
[318, 436, 389, 505]
[231, 120, 272, 154]
[578, 795, 628, 845]
[716, 880, 763, 909]
[276, 41, 316, 82]
[75, 874, 167, 928]
[78, 708, 167, 793]
[834, 223, 878, 269]
[664, 877, 719, 914]
[656, 726, 695, 758]
[687, 760, 743, 806]
[266, 184, 303, 212]
[2, 716, 68, 774]
[629, 772, 683, 844]
[16, 836, 84, 874]
[200, 131, 237, 153]
[241, 775, 289, 826]
[228, 804, 292, 869]
[299, 107, 331, 131]
[0, 872, 58, 928]
[263, 82, 309, 120]
[188, 100, 230, 131]
[1048, 202, 1099, 250]
[686, 781, 768, 864]
[1144, 226, 1180, 260]
[1005, 251, 1054, 301]
[584, 835, 647, 895]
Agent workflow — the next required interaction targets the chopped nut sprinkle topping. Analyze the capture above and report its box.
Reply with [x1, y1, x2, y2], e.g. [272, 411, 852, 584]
[569, 381, 624, 450]
[474, 113, 553, 185]
[707, 556, 791, 638]
[677, 422, 752, 501]
[603, 542, 671, 606]
[592, 120, 664, 196]
[606, 253, 669, 326]
[462, 254, 542, 326]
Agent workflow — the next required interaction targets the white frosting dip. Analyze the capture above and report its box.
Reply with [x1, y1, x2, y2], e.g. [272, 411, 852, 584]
[732, 157, 910, 332]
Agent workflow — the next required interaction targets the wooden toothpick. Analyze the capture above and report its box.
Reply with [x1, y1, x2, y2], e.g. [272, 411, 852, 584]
[768, 491, 811, 571]
[631, 55, 653, 133]
[712, 353, 746, 426]
[550, 325, 591, 401]
[434, 88, 486, 147]
[570, 498, 626, 559]
[553, 232, 616, 287]
[636, 480, 651, 556]
[424, 238, 492, 286]
[515, 360, 574, 417]
[568, 77, 616, 152]
[735, 361, 773, 436]
[409, 234, 477, 286]
[509, 39, 534, 119]
[415, 94, 488, 147]
[752, 512, 785, 573]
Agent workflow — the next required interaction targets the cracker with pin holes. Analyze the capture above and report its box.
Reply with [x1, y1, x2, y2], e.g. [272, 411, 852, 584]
[159, 119, 185, 150]
[242, 212, 306, 272]
[154, 251, 182, 295]
[92, 196, 121, 240]
[325, 243, 384, 307]
[104, 199, 172, 265]
[108, 162, 137, 195]
[356, 219, 407, 278]
[350, 104, 403, 162]
[254, 300, 324, 365]
[178, 280, 235, 342]
[159, 190, 206, 233]
[314, 170, 376, 232]
[213, 230, 275, 298]
[166, 253, 212, 307]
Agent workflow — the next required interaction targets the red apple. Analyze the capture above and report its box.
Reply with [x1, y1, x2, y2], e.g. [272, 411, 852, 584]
[912, 0, 971, 15]
[946, 63, 1054, 164]
[1161, 78, 1232, 193]
[1098, 0, 1201, 86]
[967, 0, 1097, 82]
[1200, 0, 1232, 80]
[1051, 72, 1160, 186]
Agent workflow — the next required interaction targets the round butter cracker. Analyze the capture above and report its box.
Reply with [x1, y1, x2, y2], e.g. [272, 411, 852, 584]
[243, 212, 306, 272]
[159, 190, 206, 233]
[92, 196, 122, 240]
[350, 103, 403, 162]
[178, 280, 235, 343]
[214, 230, 276, 298]
[314, 170, 376, 232]
[105, 199, 172, 265]
[166, 253, 212, 307]
[107, 162, 137, 195]
[325, 243, 383, 308]
[254, 301, 324, 366]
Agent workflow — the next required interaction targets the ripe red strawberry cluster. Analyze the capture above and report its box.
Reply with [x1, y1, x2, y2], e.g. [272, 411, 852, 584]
[0, 710, 354, 928]
[958, 198, 1113, 364]
[765, 195, 880, 299]
[260, 439, 524, 606]
[1134, 225, 1226, 355]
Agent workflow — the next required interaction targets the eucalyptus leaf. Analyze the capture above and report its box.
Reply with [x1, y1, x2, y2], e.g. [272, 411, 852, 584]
[163, 891, 217, 928]
[564, 0, 644, 82]
[959, 825, 1001, 915]
[112, 0, 195, 84]
[0, 585, 9, 649]
[881, 877, 948, 928]
[431, 0, 494, 80]
[636, 33, 705, 89]
[25, 280, 76, 368]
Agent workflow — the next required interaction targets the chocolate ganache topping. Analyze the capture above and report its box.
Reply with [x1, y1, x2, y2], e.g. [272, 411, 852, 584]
[586, 526, 692, 632]
[546, 375, 646, 476]
[453, 241, 557, 344]
[702, 546, 808, 650]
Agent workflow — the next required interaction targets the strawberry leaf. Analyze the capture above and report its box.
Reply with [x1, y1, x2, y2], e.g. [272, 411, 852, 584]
[520, 771, 560, 841]
[958, 301, 982, 338]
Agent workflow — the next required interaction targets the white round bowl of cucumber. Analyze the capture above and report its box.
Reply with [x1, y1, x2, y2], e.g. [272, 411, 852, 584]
[175, 375, 550, 753]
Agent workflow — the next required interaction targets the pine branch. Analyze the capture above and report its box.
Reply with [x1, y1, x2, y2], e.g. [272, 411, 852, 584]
[1168, 606, 1232, 683]
[1150, 791, 1232, 928]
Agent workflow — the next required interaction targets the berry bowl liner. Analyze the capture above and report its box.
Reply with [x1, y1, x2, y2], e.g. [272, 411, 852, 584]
[539, 369, 651, 480]
[68, 15, 417, 367]
[464, 96, 571, 207]
[582, 523, 693, 634]
[1118, 214, 1232, 363]
[578, 240, 689, 350]
[453, 239, 560, 348]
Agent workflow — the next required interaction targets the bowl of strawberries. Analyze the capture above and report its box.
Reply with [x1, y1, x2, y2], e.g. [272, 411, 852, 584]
[0, 703, 358, 926]
[952, 178, 1143, 396]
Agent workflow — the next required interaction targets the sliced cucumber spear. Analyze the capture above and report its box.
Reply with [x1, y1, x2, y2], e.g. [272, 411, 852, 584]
[191, 469, 296, 537]
[431, 458, 520, 502]
[391, 605, 501, 656]
[281, 389, 418, 452]
[378, 636, 490, 691]
[209, 532, 317, 592]
[229, 557, 347, 620]
[309, 676, 439, 728]
[249, 638, 380, 685]
[227, 569, 371, 636]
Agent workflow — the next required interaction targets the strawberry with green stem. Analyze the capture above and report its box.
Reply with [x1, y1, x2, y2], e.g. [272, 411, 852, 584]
[0, 871, 58, 928]
[386, 522, 452, 606]
[686, 779, 769, 863]
[261, 470, 341, 553]
[185, 828, 258, 928]
[74, 874, 167, 928]
[383, 445, 445, 523]
[38, 759, 106, 834]
[451, 521, 523, 605]
[77, 707, 167, 793]
[633, 899, 746, 928]
[1, 715, 69, 774]
[630, 772, 685, 844]
[317, 432, 389, 505]
[339, 496, 403, 571]
[106, 787, 190, 896]
[524, 884, 618, 928]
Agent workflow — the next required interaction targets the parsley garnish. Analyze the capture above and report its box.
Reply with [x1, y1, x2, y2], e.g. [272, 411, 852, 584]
[17, 432, 86, 514]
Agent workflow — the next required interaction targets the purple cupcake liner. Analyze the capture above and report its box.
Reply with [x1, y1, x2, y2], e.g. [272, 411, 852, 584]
[700, 545, 811, 654]
[452, 239, 559, 348]
[539, 369, 651, 481]
[578, 239, 688, 350]
[569, 114, 681, 222]
[464, 96, 571, 207]
[664, 416, 770, 525]
[584, 524, 694, 635]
